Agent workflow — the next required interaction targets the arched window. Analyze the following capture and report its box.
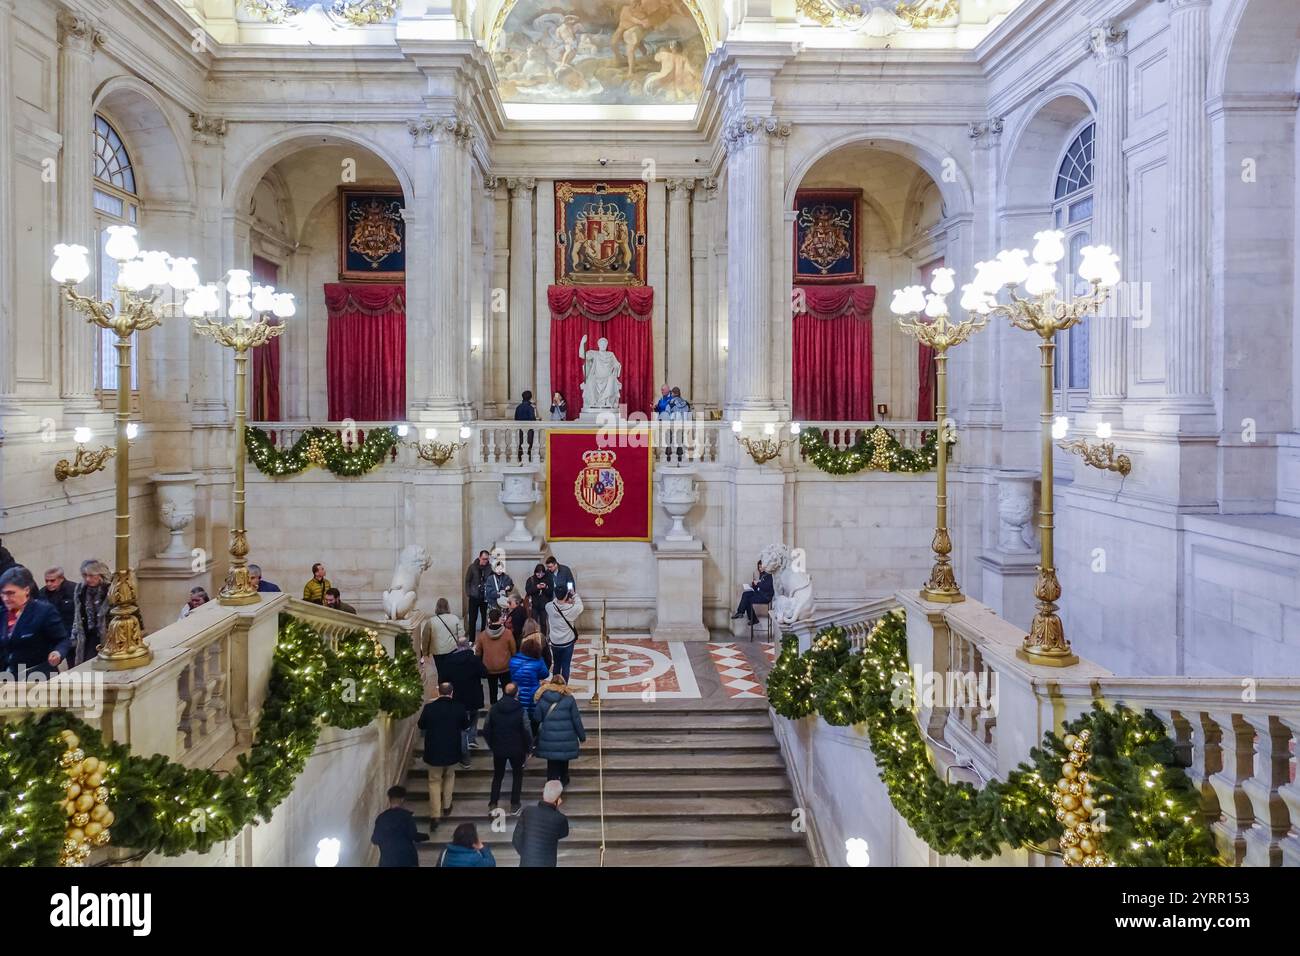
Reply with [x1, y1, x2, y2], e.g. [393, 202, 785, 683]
[92, 114, 140, 393]
[1052, 122, 1093, 404]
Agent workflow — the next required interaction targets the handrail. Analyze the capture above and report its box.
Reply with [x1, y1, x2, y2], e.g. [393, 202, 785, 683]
[593, 600, 609, 867]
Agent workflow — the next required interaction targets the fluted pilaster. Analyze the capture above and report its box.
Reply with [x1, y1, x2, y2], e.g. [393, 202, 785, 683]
[691, 178, 717, 410]
[1088, 20, 1128, 411]
[1163, 0, 1213, 409]
[724, 117, 789, 415]
[666, 178, 694, 394]
[189, 116, 228, 426]
[506, 177, 536, 403]
[0, 0, 17, 404]
[57, 11, 101, 407]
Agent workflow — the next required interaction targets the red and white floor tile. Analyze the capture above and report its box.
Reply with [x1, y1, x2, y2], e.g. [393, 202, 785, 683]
[566, 638, 701, 700]
[706, 643, 766, 700]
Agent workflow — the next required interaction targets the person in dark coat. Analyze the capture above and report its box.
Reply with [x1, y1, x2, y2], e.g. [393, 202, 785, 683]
[437, 822, 496, 867]
[464, 550, 491, 635]
[438, 639, 488, 767]
[248, 564, 280, 593]
[40, 568, 78, 633]
[514, 390, 538, 460]
[417, 683, 469, 831]
[1, 566, 72, 678]
[512, 779, 570, 868]
[371, 785, 428, 867]
[509, 636, 552, 739]
[70, 559, 110, 666]
[482, 682, 533, 814]
[524, 563, 553, 637]
[544, 556, 577, 601]
[731, 560, 775, 626]
[533, 675, 586, 786]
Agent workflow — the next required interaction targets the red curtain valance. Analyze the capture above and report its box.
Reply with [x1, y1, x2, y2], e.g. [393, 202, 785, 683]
[547, 286, 654, 322]
[794, 284, 876, 321]
[324, 282, 406, 317]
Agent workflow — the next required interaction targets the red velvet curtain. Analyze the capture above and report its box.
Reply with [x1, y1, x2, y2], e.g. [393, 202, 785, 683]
[792, 285, 875, 422]
[548, 287, 654, 419]
[252, 255, 281, 421]
[917, 259, 942, 421]
[324, 283, 406, 421]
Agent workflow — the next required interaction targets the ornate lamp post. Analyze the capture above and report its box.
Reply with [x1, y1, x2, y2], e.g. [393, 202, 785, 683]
[50, 229, 199, 668]
[188, 273, 294, 605]
[890, 268, 989, 603]
[970, 233, 1122, 666]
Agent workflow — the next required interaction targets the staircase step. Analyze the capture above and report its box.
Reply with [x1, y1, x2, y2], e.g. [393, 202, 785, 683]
[410, 752, 788, 774]
[416, 843, 810, 867]
[585, 712, 773, 732]
[416, 771, 796, 798]
[417, 816, 804, 847]
[406, 794, 797, 819]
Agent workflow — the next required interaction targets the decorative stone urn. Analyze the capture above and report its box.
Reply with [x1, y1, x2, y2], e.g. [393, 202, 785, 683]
[151, 472, 199, 559]
[657, 467, 699, 543]
[995, 471, 1037, 554]
[498, 466, 541, 544]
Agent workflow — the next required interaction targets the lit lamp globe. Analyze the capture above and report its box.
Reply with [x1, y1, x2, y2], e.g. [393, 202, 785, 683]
[960, 283, 994, 315]
[730, 420, 743, 434]
[169, 256, 200, 292]
[972, 259, 1006, 296]
[225, 269, 252, 298]
[1052, 417, 1070, 441]
[272, 293, 296, 319]
[117, 257, 152, 293]
[995, 249, 1031, 287]
[1078, 245, 1121, 288]
[459, 425, 472, 440]
[923, 293, 949, 319]
[228, 296, 253, 321]
[102, 225, 140, 262]
[929, 267, 956, 296]
[138, 250, 173, 289]
[1024, 262, 1059, 297]
[73, 426, 93, 445]
[51, 244, 92, 285]
[1032, 230, 1067, 265]
[251, 284, 277, 314]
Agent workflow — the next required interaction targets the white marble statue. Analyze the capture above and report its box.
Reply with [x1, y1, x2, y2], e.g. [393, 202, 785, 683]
[578, 334, 622, 411]
[759, 543, 816, 627]
[382, 545, 431, 620]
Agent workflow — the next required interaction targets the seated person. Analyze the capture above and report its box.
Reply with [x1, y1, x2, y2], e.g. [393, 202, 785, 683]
[731, 559, 774, 625]
[179, 586, 211, 620]
[249, 564, 280, 593]
[303, 563, 331, 604]
[323, 588, 357, 615]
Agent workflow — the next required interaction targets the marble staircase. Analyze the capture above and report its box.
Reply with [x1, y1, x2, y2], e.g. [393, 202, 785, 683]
[406, 701, 813, 866]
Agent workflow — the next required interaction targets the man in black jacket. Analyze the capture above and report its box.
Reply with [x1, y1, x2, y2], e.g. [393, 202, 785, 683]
[482, 682, 532, 815]
[544, 555, 577, 600]
[438, 639, 488, 768]
[41, 567, 78, 633]
[1, 567, 72, 678]
[464, 550, 491, 635]
[731, 562, 775, 626]
[417, 683, 469, 830]
[513, 779, 570, 867]
[514, 390, 538, 459]
[371, 785, 429, 867]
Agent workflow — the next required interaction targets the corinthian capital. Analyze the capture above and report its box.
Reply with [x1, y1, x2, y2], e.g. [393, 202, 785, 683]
[408, 113, 475, 146]
[1086, 20, 1128, 59]
[723, 116, 792, 150]
[57, 10, 103, 51]
[666, 178, 696, 197]
[190, 113, 228, 140]
[506, 177, 536, 195]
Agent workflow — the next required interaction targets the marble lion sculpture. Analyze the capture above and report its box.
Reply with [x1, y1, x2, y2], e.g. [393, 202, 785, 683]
[382, 545, 431, 621]
[759, 542, 816, 627]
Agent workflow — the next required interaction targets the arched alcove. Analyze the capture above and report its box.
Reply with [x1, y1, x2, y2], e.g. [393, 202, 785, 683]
[1000, 91, 1095, 210]
[92, 77, 194, 208]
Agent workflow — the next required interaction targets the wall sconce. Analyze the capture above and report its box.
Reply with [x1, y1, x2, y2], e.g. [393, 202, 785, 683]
[876, 403, 889, 418]
[395, 423, 410, 438]
[732, 420, 798, 465]
[1057, 420, 1132, 477]
[55, 427, 115, 482]
[411, 425, 473, 466]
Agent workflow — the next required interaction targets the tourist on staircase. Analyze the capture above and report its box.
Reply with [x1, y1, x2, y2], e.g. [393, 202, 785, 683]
[525, 563, 552, 637]
[464, 550, 492, 635]
[417, 682, 469, 832]
[422, 597, 466, 677]
[303, 562, 331, 604]
[482, 682, 531, 816]
[323, 587, 356, 615]
[509, 635, 552, 741]
[476, 607, 517, 705]
[370, 785, 428, 867]
[512, 779, 569, 868]
[504, 594, 528, 642]
[544, 588, 583, 682]
[544, 555, 577, 599]
[69, 559, 110, 666]
[534, 674, 586, 787]
[439, 639, 488, 769]
[248, 564, 280, 593]
[484, 560, 514, 611]
[2, 566, 72, 678]
[437, 823, 496, 868]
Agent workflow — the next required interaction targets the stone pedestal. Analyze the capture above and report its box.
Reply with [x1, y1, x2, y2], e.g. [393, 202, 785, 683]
[975, 470, 1040, 631]
[138, 472, 206, 635]
[653, 542, 708, 641]
[498, 465, 542, 548]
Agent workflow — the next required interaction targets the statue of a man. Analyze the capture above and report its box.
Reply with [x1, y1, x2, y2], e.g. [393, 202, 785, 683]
[578, 334, 622, 410]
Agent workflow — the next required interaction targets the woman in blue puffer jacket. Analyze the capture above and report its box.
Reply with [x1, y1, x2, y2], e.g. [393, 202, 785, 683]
[534, 674, 586, 786]
[509, 635, 552, 738]
[437, 823, 496, 867]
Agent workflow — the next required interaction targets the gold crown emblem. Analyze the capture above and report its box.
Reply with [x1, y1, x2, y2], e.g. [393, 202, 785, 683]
[581, 448, 618, 467]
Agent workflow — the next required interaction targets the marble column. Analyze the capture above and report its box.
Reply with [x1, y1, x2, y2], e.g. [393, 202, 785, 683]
[507, 177, 535, 403]
[723, 116, 789, 416]
[0, 0, 16, 407]
[190, 118, 229, 428]
[410, 114, 474, 419]
[1162, 0, 1213, 416]
[1088, 20, 1128, 413]
[57, 12, 100, 409]
[666, 178, 694, 395]
[482, 176, 507, 416]
[690, 178, 717, 411]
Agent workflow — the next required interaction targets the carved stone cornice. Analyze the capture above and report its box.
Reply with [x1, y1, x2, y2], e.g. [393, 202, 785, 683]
[407, 114, 476, 147]
[506, 177, 536, 196]
[483, 174, 500, 195]
[1086, 20, 1128, 60]
[56, 10, 104, 52]
[666, 178, 696, 197]
[189, 113, 228, 141]
[722, 116, 792, 150]
[968, 116, 1004, 148]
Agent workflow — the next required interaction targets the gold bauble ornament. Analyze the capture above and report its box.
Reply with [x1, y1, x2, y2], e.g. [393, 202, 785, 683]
[1063, 734, 1078, 751]
[84, 821, 103, 838]
[72, 812, 89, 828]
[1062, 762, 1078, 779]
[81, 756, 99, 774]
[90, 804, 109, 822]
[1080, 796, 1095, 814]
[1080, 838, 1095, 854]
[1066, 846, 1084, 863]
[92, 828, 111, 846]
[94, 786, 109, 803]
[67, 827, 86, 844]
[75, 793, 94, 813]
[100, 810, 115, 827]
[65, 782, 82, 800]
[1063, 811, 1079, 829]
[1056, 778, 1070, 792]
[1061, 794, 1079, 811]
[85, 772, 103, 789]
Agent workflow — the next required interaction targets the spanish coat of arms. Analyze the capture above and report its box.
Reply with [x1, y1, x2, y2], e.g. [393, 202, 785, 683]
[339, 186, 406, 280]
[573, 448, 625, 525]
[793, 188, 862, 284]
[555, 181, 647, 286]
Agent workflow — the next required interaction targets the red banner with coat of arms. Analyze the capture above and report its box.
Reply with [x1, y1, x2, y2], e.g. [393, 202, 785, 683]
[546, 430, 652, 542]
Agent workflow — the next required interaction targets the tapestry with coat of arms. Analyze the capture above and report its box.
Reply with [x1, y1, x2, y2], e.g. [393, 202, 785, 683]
[546, 430, 652, 541]
[793, 188, 862, 284]
[339, 186, 406, 280]
[555, 181, 647, 286]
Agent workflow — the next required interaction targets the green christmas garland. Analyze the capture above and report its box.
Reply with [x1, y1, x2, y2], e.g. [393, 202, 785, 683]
[246, 425, 398, 478]
[0, 614, 422, 866]
[799, 426, 943, 475]
[767, 611, 1220, 866]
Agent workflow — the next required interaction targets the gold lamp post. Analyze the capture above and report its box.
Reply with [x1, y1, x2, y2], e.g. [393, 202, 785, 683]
[890, 269, 989, 603]
[189, 272, 294, 605]
[50, 231, 200, 669]
[970, 234, 1122, 666]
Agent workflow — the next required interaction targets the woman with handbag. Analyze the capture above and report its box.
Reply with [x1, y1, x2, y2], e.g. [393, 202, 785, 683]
[421, 597, 466, 677]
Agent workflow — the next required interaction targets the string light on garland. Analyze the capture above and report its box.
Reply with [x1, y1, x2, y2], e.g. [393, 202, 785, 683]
[798, 426, 949, 476]
[246, 426, 398, 478]
[766, 610, 1219, 866]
